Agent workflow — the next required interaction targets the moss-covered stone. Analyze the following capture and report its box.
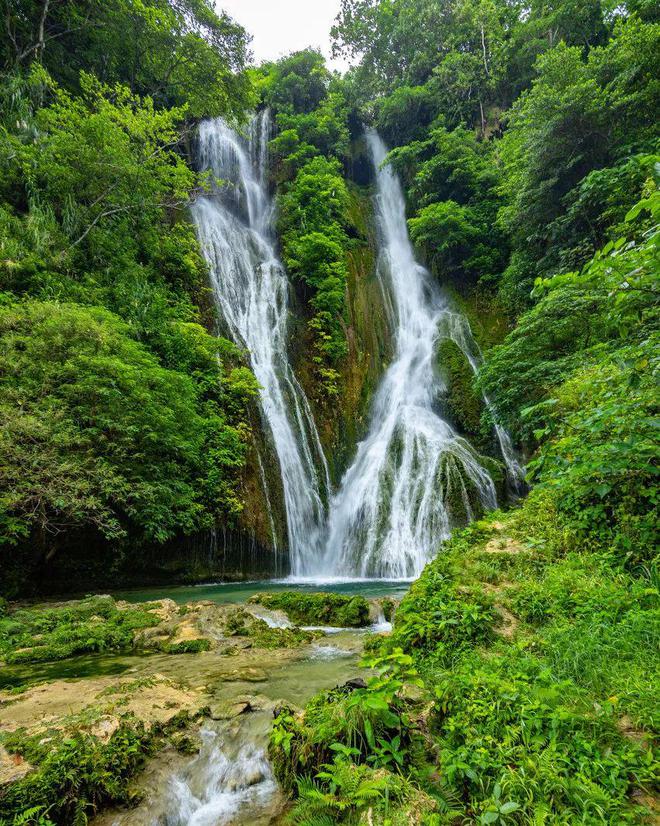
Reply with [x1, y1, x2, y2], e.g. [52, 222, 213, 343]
[223, 607, 322, 648]
[437, 338, 486, 445]
[0, 596, 161, 666]
[292, 184, 393, 484]
[162, 638, 211, 655]
[443, 285, 511, 352]
[248, 591, 371, 628]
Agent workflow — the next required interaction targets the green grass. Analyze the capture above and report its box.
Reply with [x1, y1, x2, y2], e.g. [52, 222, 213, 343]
[269, 506, 659, 824]
[0, 596, 160, 665]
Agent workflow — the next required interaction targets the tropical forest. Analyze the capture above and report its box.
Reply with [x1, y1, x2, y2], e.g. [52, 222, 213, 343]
[0, 0, 658, 823]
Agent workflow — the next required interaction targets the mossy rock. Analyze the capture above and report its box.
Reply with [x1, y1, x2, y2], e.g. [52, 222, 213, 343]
[0, 597, 160, 665]
[163, 638, 211, 655]
[437, 338, 486, 444]
[222, 607, 322, 648]
[248, 592, 371, 627]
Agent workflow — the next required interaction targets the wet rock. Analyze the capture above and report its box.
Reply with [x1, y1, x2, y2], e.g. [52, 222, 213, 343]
[272, 701, 301, 719]
[227, 765, 266, 791]
[0, 746, 32, 787]
[147, 599, 179, 622]
[170, 732, 199, 754]
[344, 677, 367, 690]
[90, 715, 121, 742]
[233, 693, 276, 712]
[224, 667, 268, 682]
[0, 675, 206, 736]
[209, 700, 252, 720]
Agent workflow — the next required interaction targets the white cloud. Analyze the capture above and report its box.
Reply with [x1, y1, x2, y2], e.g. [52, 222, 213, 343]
[217, 0, 350, 71]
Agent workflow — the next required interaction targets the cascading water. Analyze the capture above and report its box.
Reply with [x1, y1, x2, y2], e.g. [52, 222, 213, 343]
[439, 312, 526, 494]
[322, 131, 514, 579]
[192, 114, 330, 575]
[163, 727, 280, 826]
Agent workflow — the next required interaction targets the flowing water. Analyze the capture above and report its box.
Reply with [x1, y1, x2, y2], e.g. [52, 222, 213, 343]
[161, 723, 282, 826]
[322, 132, 509, 579]
[192, 114, 329, 575]
[88, 625, 371, 826]
[438, 311, 525, 494]
[192, 117, 520, 581]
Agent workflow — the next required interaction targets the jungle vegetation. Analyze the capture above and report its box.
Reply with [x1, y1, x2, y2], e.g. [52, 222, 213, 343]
[0, 1, 658, 821]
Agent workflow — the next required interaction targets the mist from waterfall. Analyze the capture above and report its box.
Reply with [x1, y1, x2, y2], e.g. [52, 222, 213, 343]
[321, 132, 512, 579]
[192, 114, 329, 575]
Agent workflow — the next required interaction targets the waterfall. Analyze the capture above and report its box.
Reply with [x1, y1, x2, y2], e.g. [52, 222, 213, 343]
[438, 312, 526, 494]
[163, 727, 280, 825]
[321, 132, 505, 579]
[192, 113, 330, 575]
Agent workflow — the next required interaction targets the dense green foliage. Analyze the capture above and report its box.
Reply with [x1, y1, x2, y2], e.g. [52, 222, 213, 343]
[248, 590, 371, 627]
[254, 51, 357, 397]
[480, 192, 659, 569]
[332, 0, 658, 569]
[0, 1, 257, 582]
[0, 301, 255, 551]
[270, 510, 659, 823]
[2, 0, 252, 119]
[266, 5, 659, 823]
[1, 2, 658, 820]
[0, 721, 152, 826]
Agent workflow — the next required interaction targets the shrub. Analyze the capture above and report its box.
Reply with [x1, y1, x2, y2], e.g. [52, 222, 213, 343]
[0, 722, 151, 824]
[389, 556, 497, 664]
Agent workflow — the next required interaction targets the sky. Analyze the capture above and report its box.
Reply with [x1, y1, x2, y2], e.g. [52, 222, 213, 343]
[216, 0, 351, 71]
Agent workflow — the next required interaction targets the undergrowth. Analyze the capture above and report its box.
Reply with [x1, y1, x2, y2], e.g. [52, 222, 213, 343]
[0, 720, 151, 825]
[269, 503, 659, 824]
[0, 596, 160, 665]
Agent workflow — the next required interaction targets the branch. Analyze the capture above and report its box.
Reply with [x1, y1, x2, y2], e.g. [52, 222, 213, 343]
[16, 6, 96, 64]
[68, 206, 134, 249]
[68, 197, 191, 249]
[35, 0, 50, 60]
[480, 24, 489, 78]
[5, 2, 19, 56]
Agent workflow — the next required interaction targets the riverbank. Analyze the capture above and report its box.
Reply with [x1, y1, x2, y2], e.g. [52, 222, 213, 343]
[269, 504, 659, 823]
[0, 590, 392, 824]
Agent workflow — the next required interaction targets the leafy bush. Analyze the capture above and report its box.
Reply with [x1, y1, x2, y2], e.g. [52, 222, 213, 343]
[279, 512, 659, 823]
[269, 649, 424, 793]
[0, 300, 256, 554]
[431, 651, 655, 822]
[481, 191, 659, 569]
[0, 66, 258, 573]
[0, 722, 151, 825]
[256, 52, 355, 398]
[389, 558, 497, 664]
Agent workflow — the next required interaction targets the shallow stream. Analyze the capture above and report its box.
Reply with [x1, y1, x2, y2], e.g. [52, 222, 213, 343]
[26, 581, 405, 826]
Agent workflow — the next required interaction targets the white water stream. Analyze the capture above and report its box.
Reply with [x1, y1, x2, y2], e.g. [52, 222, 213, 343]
[162, 727, 279, 826]
[321, 132, 504, 578]
[193, 118, 521, 581]
[192, 114, 330, 576]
